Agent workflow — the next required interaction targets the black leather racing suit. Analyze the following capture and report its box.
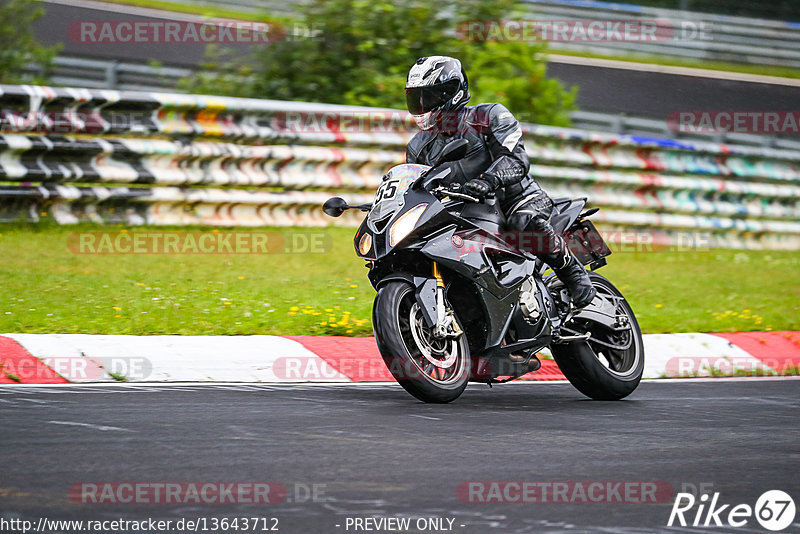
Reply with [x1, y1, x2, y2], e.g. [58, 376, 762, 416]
[405, 103, 570, 271]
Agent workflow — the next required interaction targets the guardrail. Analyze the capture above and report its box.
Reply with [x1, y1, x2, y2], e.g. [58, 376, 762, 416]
[523, 0, 800, 67]
[1, 84, 798, 249]
[25, 56, 194, 92]
[27, 56, 800, 151]
[569, 111, 800, 151]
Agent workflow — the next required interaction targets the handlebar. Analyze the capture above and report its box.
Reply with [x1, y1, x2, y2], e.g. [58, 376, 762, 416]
[431, 185, 494, 203]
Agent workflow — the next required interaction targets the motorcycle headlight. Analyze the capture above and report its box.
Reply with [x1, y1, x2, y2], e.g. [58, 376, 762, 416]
[388, 204, 427, 247]
[358, 232, 372, 256]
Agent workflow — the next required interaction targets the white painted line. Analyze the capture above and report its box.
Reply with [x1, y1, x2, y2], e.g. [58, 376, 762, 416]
[0, 376, 796, 393]
[647, 375, 800, 383]
[48, 420, 134, 432]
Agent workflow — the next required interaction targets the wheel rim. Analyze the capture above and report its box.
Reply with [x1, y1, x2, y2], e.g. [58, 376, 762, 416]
[566, 279, 642, 378]
[395, 286, 466, 385]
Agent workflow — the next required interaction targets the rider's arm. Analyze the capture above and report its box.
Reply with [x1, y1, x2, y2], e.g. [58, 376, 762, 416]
[405, 146, 418, 164]
[480, 104, 529, 189]
[406, 135, 424, 165]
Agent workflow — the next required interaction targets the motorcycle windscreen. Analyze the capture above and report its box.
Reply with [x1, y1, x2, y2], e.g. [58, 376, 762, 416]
[367, 164, 427, 233]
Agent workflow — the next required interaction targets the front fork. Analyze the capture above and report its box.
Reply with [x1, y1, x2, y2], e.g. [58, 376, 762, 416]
[431, 261, 463, 339]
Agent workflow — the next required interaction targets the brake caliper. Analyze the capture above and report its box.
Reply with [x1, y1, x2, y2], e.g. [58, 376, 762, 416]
[432, 262, 463, 339]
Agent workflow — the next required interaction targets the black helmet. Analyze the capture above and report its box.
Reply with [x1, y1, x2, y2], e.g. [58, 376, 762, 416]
[405, 56, 470, 130]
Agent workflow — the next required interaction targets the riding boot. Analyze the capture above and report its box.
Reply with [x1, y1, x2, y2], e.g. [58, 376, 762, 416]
[551, 252, 597, 309]
[525, 214, 597, 309]
[508, 192, 597, 309]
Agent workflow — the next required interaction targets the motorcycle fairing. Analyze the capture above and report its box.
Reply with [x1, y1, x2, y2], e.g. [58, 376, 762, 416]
[420, 227, 558, 354]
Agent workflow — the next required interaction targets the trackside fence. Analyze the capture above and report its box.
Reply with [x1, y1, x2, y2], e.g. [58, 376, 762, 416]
[0, 84, 798, 249]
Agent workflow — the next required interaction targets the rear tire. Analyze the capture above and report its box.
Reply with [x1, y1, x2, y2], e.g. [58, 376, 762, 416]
[551, 272, 644, 400]
[373, 281, 470, 403]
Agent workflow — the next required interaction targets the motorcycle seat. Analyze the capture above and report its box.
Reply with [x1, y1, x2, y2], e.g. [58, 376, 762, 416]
[549, 197, 586, 235]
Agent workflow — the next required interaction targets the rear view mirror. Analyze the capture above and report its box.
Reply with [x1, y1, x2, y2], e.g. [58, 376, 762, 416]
[434, 138, 469, 166]
[322, 197, 348, 217]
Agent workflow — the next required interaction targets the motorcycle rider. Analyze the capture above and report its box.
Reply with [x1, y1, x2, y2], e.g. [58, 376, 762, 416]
[404, 55, 596, 308]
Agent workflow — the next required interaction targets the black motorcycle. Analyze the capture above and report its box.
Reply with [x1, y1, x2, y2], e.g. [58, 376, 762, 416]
[323, 139, 644, 403]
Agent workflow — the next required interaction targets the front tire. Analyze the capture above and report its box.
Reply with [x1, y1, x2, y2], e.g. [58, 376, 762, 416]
[373, 281, 470, 403]
[551, 272, 644, 400]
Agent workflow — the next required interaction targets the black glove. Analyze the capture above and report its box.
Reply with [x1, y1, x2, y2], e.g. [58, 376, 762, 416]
[464, 176, 496, 200]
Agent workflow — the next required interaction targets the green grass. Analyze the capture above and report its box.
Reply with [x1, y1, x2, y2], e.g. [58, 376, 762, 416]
[0, 223, 798, 336]
[99, 0, 284, 22]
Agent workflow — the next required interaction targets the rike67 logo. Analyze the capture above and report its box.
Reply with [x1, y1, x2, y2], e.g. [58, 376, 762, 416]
[668, 490, 796, 531]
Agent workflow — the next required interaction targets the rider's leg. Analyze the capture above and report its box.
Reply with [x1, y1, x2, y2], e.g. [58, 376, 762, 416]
[507, 192, 596, 308]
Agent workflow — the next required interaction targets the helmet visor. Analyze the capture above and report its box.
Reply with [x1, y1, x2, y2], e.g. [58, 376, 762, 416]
[405, 79, 461, 115]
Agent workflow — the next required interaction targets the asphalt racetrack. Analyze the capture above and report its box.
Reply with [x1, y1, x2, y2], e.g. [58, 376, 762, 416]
[1, 379, 799, 533]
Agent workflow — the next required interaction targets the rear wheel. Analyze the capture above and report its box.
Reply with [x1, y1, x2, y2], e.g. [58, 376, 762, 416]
[551, 272, 644, 400]
[373, 281, 470, 403]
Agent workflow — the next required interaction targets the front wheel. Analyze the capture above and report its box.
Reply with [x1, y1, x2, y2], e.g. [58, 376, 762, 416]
[551, 272, 644, 400]
[373, 281, 470, 403]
